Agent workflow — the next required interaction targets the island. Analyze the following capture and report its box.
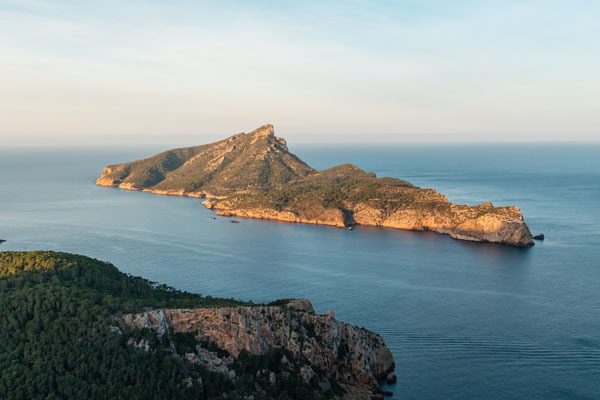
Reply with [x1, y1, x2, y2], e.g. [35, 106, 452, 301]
[0, 251, 394, 400]
[97, 124, 534, 247]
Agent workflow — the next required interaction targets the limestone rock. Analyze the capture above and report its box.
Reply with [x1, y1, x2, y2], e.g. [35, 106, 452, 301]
[120, 300, 395, 399]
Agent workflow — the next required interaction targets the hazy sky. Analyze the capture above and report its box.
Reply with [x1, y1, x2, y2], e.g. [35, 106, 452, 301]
[1, 0, 599, 145]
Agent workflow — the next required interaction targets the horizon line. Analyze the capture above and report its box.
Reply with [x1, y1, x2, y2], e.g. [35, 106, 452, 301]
[3, 139, 600, 149]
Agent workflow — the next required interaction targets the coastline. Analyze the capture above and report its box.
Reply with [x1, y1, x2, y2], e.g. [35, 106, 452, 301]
[97, 182, 534, 247]
[0, 250, 395, 399]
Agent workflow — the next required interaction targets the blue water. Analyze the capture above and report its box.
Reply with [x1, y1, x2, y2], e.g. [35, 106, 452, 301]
[1, 144, 599, 399]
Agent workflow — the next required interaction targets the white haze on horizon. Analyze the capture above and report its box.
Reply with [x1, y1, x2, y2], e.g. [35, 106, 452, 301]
[1, 0, 599, 145]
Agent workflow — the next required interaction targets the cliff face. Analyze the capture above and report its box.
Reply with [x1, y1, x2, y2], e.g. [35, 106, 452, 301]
[120, 300, 394, 399]
[372, 203, 532, 245]
[97, 124, 534, 247]
[207, 202, 353, 228]
[208, 202, 532, 246]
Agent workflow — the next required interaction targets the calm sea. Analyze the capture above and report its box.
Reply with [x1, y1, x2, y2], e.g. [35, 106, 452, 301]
[1, 144, 599, 399]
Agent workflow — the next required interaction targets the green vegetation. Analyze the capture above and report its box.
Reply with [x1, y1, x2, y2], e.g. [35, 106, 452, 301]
[232, 349, 339, 399]
[227, 163, 447, 216]
[0, 251, 323, 399]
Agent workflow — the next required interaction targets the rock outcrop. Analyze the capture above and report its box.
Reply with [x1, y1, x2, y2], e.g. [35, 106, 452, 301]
[120, 300, 394, 399]
[97, 124, 534, 247]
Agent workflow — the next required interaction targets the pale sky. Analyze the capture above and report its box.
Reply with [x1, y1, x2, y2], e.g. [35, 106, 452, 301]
[1, 0, 599, 145]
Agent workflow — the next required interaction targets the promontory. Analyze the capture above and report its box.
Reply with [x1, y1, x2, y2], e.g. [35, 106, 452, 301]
[0, 251, 394, 399]
[97, 124, 534, 247]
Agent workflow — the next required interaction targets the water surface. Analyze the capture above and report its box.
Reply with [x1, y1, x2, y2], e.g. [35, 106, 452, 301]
[0, 144, 599, 399]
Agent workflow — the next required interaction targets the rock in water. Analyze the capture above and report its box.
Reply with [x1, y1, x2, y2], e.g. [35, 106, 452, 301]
[386, 372, 397, 384]
[97, 124, 535, 247]
[533, 233, 545, 240]
[0, 239, 5, 245]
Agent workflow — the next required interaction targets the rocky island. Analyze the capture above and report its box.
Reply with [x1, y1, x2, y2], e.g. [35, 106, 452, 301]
[0, 251, 394, 399]
[97, 124, 534, 247]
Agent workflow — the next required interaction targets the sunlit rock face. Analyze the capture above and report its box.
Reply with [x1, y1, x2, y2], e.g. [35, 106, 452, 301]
[120, 300, 395, 399]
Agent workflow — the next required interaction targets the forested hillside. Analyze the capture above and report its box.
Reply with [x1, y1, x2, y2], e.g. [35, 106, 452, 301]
[0, 251, 321, 400]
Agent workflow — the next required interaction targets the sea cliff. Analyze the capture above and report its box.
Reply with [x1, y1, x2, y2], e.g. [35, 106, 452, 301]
[120, 299, 395, 399]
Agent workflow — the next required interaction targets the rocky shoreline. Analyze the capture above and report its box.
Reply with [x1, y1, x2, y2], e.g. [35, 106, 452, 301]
[204, 199, 533, 247]
[96, 183, 533, 247]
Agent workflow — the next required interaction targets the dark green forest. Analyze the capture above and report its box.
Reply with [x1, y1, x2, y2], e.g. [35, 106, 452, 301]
[0, 251, 323, 400]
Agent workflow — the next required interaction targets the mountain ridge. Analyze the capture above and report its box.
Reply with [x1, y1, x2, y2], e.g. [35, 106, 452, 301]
[96, 124, 315, 195]
[97, 124, 534, 247]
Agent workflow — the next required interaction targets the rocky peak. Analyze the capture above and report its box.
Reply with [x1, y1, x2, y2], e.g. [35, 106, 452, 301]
[248, 124, 276, 145]
[249, 123, 275, 138]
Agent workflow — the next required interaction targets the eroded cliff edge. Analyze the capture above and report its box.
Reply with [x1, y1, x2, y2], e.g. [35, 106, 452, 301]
[97, 124, 534, 247]
[119, 299, 395, 399]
